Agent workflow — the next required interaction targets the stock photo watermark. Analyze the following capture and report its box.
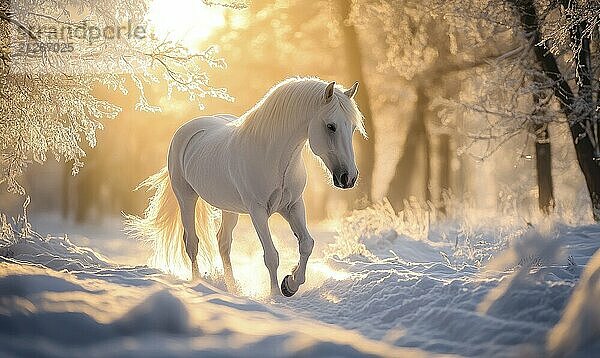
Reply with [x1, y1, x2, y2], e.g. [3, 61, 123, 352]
[7, 15, 153, 75]
[12, 20, 147, 56]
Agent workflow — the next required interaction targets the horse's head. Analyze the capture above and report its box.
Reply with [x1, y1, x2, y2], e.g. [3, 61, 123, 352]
[308, 81, 365, 189]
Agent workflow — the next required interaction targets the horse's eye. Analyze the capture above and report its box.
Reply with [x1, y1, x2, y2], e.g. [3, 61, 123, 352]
[327, 123, 336, 132]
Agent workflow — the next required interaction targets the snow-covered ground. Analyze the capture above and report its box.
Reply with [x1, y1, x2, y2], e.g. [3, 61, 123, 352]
[1, 205, 599, 357]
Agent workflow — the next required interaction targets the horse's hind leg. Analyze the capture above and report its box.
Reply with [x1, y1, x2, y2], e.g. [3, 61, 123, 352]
[171, 177, 200, 279]
[218, 211, 238, 291]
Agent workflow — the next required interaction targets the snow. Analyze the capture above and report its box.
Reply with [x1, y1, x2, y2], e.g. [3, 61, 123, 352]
[548, 249, 600, 356]
[1, 207, 599, 357]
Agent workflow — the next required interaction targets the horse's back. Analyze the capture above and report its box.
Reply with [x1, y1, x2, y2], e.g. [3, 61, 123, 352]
[174, 114, 235, 138]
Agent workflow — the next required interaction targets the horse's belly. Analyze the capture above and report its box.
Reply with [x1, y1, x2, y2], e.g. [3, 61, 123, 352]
[195, 176, 246, 214]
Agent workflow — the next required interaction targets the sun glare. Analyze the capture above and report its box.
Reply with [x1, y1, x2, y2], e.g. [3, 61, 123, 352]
[146, 0, 226, 47]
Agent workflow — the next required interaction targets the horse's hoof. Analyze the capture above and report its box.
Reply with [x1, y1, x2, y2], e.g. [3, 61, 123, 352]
[281, 275, 297, 297]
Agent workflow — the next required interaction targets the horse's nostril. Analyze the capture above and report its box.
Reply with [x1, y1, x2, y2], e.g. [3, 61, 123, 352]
[333, 174, 340, 187]
[341, 172, 349, 186]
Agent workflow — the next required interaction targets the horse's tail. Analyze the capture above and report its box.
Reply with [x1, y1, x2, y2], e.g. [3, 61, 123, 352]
[124, 167, 218, 280]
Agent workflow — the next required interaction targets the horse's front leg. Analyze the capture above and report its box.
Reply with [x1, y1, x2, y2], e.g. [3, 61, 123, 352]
[249, 207, 280, 297]
[280, 199, 314, 297]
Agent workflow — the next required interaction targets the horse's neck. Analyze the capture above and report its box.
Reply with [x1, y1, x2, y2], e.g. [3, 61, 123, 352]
[236, 114, 310, 176]
[263, 120, 308, 175]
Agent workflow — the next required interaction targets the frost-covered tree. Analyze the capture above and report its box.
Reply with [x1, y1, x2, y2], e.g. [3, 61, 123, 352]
[436, 0, 600, 219]
[0, 0, 243, 196]
[354, 0, 508, 212]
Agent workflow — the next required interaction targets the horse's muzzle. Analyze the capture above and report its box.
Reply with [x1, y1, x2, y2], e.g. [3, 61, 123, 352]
[333, 169, 357, 189]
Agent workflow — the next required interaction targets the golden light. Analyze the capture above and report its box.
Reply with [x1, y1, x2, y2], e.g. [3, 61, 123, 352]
[146, 0, 226, 47]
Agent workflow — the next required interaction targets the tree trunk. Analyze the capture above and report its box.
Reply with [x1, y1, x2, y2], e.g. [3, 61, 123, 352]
[438, 134, 451, 215]
[572, 133, 600, 220]
[570, 21, 600, 219]
[533, 123, 554, 214]
[512, 0, 600, 220]
[337, 0, 375, 202]
[531, 91, 554, 215]
[61, 163, 70, 220]
[388, 84, 431, 211]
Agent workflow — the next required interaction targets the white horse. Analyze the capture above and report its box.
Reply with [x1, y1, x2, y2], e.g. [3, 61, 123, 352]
[126, 77, 365, 297]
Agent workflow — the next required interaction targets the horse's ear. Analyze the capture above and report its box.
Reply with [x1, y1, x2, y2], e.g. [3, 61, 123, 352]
[323, 81, 335, 103]
[344, 81, 359, 99]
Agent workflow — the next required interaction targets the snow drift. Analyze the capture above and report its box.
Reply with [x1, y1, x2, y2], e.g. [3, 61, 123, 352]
[1, 204, 599, 357]
[547, 249, 600, 356]
[0, 221, 423, 357]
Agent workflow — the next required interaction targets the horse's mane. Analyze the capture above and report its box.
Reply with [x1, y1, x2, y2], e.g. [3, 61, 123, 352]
[234, 77, 366, 140]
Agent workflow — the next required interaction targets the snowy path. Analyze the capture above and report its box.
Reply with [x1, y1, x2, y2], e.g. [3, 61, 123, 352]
[1, 212, 599, 357]
[274, 222, 600, 357]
